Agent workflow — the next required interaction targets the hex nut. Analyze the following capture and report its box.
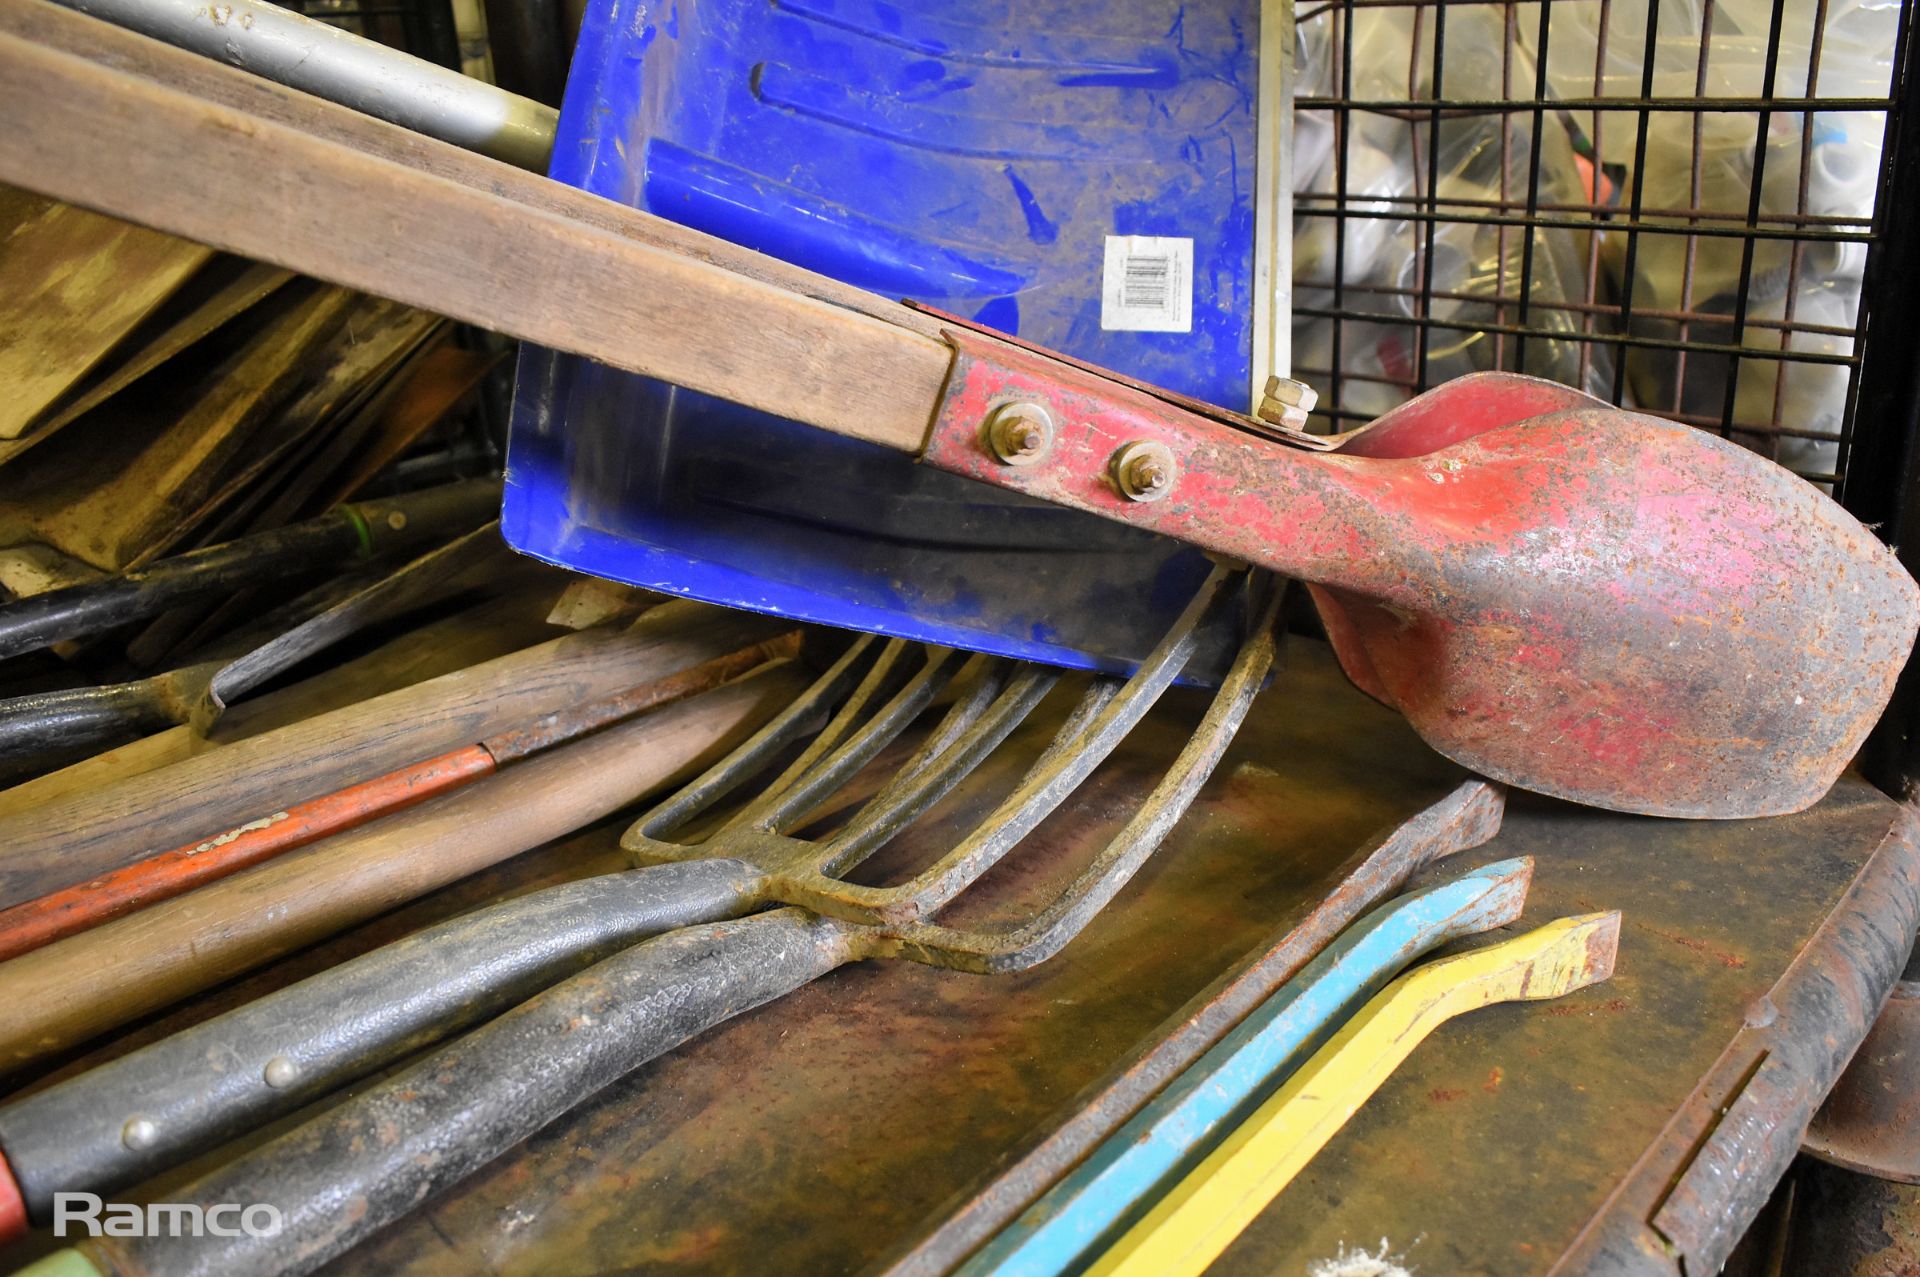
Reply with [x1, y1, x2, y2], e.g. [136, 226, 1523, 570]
[1257, 375, 1320, 431]
[1110, 441, 1178, 503]
[983, 401, 1055, 466]
[1262, 374, 1319, 411]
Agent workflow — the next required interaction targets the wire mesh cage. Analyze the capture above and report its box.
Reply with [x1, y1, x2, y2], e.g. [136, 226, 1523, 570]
[1289, 0, 1911, 495]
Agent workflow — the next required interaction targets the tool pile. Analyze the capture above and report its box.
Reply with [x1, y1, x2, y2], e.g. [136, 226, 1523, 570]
[0, 186, 507, 782]
[0, 554, 1632, 1277]
[0, 0, 1912, 1273]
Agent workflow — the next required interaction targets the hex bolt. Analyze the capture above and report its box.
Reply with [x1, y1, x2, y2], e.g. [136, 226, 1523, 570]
[984, 401, 1055, 466]
[1111, 441, 1178, 503]
[122, 1116, 158, 1151]
[263, 1055, 301, 1089]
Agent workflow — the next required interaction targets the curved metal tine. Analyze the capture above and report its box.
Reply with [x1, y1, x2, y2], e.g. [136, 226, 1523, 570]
[874, 566, 1246, 923]
[885, 578, 1285, 974]
[852, 654, 1010, 804]
[624, 635, 882, 845]
[821, 662, 1060, 878]
[724, 643, 964, 837]
[1021, 675, 1125, 773]
[813, 656, 1010, 846]
[731, 639, 919, 821]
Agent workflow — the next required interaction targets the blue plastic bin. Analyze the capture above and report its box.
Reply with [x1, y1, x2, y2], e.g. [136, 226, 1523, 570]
[505, 0, 1261, 679]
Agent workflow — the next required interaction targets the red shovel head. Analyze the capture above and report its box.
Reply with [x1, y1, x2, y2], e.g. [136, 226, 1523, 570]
[1308, 375, 1919, 818]
[928, 349, 1915, 820]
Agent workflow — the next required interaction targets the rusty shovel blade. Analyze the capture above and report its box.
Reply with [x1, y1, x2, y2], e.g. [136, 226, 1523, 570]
[1308, 378, 1920, 818]
[927, 354, 1920, 820]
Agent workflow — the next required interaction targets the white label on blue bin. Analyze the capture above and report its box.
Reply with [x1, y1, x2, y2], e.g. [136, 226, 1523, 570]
[1101, 235, 1193, 333]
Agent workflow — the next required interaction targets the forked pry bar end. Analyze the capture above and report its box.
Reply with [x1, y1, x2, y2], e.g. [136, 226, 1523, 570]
[1464, 909, 1622, 1002]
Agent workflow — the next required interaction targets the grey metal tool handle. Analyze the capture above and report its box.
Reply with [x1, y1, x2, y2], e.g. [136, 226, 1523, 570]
[0, 477, 499, 661]
[0, 859, 761, 1219]
[0, 678, 186, 766]
[53, 0, 557, 169]
[86, 909, 854, 1277]
[194, 522, 505, 729]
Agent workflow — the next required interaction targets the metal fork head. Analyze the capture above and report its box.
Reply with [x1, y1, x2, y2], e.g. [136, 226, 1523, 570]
[622, 566, 1281, 973]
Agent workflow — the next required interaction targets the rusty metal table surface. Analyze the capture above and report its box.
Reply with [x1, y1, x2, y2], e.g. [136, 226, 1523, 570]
[23, 641, 1914, 1277]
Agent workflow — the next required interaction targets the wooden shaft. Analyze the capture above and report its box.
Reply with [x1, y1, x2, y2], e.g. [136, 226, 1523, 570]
[0, 633, 802, 961]
[0, 600, 789, 910]
[0, 666, 808, 1071]
[0, 5, 950, 453]
[0, 748, 496, 963]
[0, 0, 938, 340]
[0, 579, 565, 819]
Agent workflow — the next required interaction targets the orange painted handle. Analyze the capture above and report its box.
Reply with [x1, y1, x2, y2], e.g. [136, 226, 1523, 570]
[0, 748, 494, 964]
[0, 634, 802, 964]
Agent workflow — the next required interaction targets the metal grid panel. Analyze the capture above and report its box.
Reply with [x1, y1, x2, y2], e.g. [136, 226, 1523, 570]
[1290, 0, 1909, 493]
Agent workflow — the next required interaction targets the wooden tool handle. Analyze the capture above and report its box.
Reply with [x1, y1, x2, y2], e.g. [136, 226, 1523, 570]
[0, 11, 948, 455]
[0, 600, 789, 910]
[0, 664, 807, 1072]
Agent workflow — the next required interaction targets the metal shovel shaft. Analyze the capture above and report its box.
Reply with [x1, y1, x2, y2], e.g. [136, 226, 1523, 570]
[51, 0, 556, 168]
[74, 910, 854, 1277]
[0, 477, 499, 661]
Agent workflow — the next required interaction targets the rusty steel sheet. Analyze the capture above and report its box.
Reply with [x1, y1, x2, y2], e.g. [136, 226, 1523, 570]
[1200, 789, 1917, 1277]
[923, 336, 1920, 821]
[1, 644, 1910, 1277]
[1803, 971, 1920, 1185]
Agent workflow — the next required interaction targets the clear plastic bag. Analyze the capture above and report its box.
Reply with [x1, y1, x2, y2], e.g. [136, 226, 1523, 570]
[1289, 0, 1891, 462]
[1565, 1, 1894, 451]
[1290, 4, 1611, 419]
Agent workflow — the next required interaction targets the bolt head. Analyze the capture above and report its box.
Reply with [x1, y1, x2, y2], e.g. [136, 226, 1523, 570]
[1261, 374, 1319, 412]
[263, 1054, 301, 1089]
[122, 1117, 158, 1151]
[1257, 375, 1321, 431]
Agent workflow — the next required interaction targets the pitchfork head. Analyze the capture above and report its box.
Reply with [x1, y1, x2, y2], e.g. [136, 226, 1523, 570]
[624, 568, 1280, 973]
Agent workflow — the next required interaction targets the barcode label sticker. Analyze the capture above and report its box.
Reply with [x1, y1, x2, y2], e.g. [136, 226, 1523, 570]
[1101, 235, 1193, 333]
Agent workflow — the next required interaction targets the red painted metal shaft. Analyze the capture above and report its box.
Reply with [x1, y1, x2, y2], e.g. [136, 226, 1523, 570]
[0, 751, 496, 964]
[0, 635, 801, 962]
